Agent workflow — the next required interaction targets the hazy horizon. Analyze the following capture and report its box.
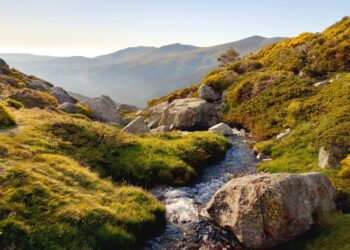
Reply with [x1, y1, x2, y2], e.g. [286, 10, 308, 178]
[0, 0, 349, 57]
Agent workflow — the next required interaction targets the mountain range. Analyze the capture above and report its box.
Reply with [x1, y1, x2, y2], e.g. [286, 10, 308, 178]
[0, 36, 284, 106]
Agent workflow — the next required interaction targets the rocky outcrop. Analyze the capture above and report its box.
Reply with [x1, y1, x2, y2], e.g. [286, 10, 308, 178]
[204, 172, 336, 249]
[58, 102, 79, 114]
[160, 98, 220, 131]
[208, 123, 233, 136]
[318, 145, 348, 168]
[50, 87, 78, 104]
[146, 102, 169, 129]
[0, 58, 8, 67]
[26, 82, 49, 92]
[122, 116, 150, 134]
[198, 84, 220, 102]
[117, 103, 139, 113]
[81, 95, 124, 124]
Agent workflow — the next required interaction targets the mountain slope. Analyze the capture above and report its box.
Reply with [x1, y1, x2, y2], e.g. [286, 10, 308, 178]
[0, 36, 284, 106]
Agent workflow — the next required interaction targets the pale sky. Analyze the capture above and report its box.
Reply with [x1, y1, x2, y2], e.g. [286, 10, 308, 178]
[0, 0, 349, 57]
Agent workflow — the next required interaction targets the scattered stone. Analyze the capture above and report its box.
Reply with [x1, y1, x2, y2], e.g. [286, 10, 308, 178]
[50, 87, 78, 104]
[122, 116, 150, 134]
[318, 145, 348, 168]
[81, 95, 124, 124]
[314, 79, 333, 87]
[160, 98, 220, 130]
[151, 125, 171, 132]
[198, 84, 220, 102]
[256, 152, 268, 160]
[204, 172, 336, 249]
[208, 123, 233, 136]
[58, 102, 79, 114]
[276, 128, 291, 140]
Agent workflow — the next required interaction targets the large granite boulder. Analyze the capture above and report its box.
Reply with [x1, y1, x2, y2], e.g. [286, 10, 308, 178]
[58, 102, 79, 114]
[81, 95, 124, 124]
[318, 145, 348, 168]
[204, 173, 336, 249]
[160, 98, 220, 130]
[50, 87, 78, 104]
[208, 123, 233, 136]
[198, 84, 220, 102]
[147, 101, 169, 129]
[122, 116, 150, 134]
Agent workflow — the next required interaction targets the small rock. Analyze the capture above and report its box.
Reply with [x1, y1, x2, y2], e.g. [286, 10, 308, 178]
[318, 145, 348, 168]
[58, 102, 79, 114]
[208, 123, 233, 136]
[81, 95, 124, 124]
[276, 128, 291, 140]
[122, 116, 150, 134]
[198, 84, 221, 102]
[50, 87, 78, 104]
[314, 80, 330, 87]
[151, 125, 171, 132]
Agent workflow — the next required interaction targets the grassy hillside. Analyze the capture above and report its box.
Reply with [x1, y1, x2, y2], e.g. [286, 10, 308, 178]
[156, 17, 350, 249]
[0, 64, 231, 249]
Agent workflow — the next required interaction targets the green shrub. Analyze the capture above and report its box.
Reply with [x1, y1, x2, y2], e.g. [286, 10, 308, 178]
[0, 103, 16, 128]
[10, 89, 58, 109]
[339, 155, 350, 178]
[6, 98, 24, 109]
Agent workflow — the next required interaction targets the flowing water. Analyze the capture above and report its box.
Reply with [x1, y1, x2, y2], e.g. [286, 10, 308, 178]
[144, 132, 257, 250]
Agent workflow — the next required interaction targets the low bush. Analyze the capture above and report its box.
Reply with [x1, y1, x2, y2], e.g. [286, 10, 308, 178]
[0, 103, 16, 128]
[6, 98, 24, 109]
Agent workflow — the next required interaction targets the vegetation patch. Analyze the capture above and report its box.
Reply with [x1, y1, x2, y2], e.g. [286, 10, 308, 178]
[0, 103, 16, 128]
[0, 154, 165, 250]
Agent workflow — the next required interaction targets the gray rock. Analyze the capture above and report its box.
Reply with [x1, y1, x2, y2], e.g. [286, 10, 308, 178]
[58, 102, 79, 114]
[318, 145, 348, 168]
[204, 172, 336, 249]
[198, 84, 220, 102]
[147, 101, 169, 129]
[314, 79, 333, 87]
[151, 125, 171, 132]
[50, 87, 78, 104]
[26, 82, 49, 91]
[276, 128, 291, 140]
[81, 95, 124, 124]
[0, 58, 8, 67]
[122, 116, 150, 134]
[160, 98, 220, 131]
[117, 103, 139, 113]
[208, 123, 233, 136]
